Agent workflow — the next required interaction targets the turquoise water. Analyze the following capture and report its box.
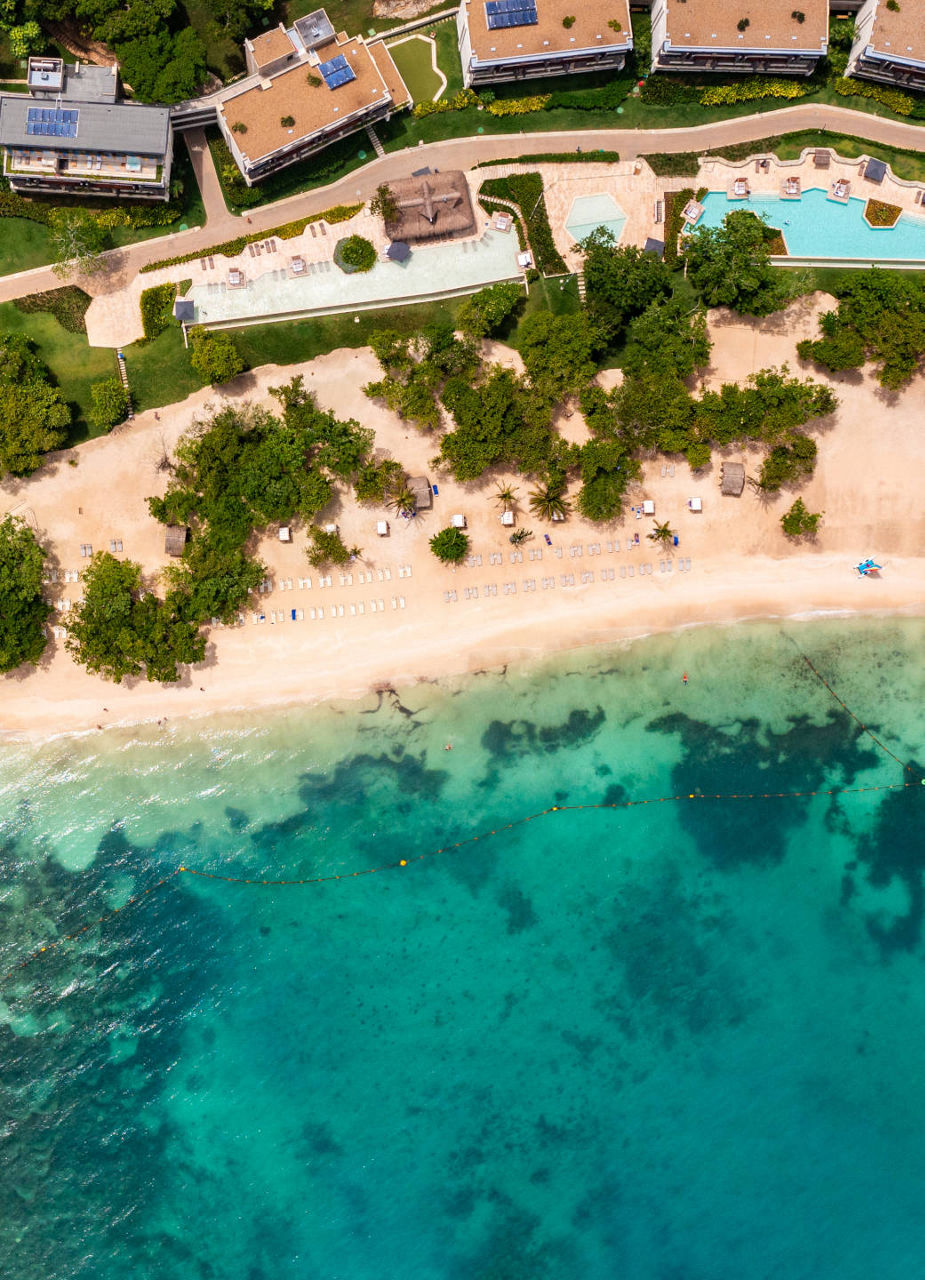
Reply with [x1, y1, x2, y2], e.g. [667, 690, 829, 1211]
[698, 187, 925, 260]
[565, 193, 627, 244]
[1, 618, 924, 1279]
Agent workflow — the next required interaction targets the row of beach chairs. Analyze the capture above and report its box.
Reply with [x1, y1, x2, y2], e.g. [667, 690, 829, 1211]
[251, 597, 407, 623]
[444, 561, 694, 599]
[255, 565, 412, 594]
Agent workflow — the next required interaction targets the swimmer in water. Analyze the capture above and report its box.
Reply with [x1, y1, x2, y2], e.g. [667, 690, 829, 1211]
[682, 673, 688, 685]
[444, 743, 453, 751]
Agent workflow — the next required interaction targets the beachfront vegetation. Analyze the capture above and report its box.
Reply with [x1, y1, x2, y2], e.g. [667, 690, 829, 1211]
[580, 232, 672, 342]
[781, 498, 823, 537]
[429, 526, 469, 564]
[648, 520, 676, 549]
[0, 333, 70, 477]
[0, 515, 50, 673]
[682, 210, 788, 316]
[457, 282, 524, 338]
[529, 480, 571, 522]
[148, 381, 384, 625]
[307, 527, 360, 569]
[797, 270, 925, 389]
[365, 320, 479, 432]
[89, 378, 131, 431]
[189, 328, 246, 386]
[65, 553, 206, 684]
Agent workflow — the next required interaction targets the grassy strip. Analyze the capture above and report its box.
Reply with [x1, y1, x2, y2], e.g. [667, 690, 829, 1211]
[479, 173, 566, 274]
[473, 150, 620, 168]
[13, 286, 91, 334]
[140, 204, 363, 273]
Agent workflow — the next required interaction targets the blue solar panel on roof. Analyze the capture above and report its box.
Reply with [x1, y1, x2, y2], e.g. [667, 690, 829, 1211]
[317, 53, 356, 88]
[25, 105, 78, 137]
[485, 0, 537, 29]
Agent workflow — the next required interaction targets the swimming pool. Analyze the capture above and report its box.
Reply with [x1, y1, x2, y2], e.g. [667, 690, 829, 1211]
[565, 193, 627, 244]
[696, 187, 925, 260]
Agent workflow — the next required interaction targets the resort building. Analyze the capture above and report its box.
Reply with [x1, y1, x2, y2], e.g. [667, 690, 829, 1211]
[218, 9, 410, 186]
[847, 0, 925, 92]
[0, 57, 172, 200]
[650, 0, 828, 76]
[456, 0, 633, 88]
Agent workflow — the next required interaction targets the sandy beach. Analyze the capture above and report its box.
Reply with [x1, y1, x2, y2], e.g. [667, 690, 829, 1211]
[2, 293, 923, 740]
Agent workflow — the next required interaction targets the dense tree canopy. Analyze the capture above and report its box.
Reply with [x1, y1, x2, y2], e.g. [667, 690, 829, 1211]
[457, 282, 524, 339]
[430, 527, 469, 564]
[517, 311, 604, 403]
[683, 210, 788, 316]
[190, 328, 246, 386]
[0, 515, 50, 673]
[66, 553, 205, 683]
[580, 233, 672, 341]
[797, 270, 925, 389]
[0, 334, 70, 478]
[364, 322, 479, 432]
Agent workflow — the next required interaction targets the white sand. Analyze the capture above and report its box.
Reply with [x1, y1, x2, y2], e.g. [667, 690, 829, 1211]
[2, 294, 923, 740]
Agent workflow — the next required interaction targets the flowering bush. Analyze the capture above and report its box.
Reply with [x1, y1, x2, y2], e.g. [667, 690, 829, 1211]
[485, 94, 550, 116]
[700, 78, 811, 106]
[833, 77, 914, 116]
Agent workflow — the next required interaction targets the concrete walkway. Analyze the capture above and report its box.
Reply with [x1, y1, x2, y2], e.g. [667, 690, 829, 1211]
[2, 103, 925, 308]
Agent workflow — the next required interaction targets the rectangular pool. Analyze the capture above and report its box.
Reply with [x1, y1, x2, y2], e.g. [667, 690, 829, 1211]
[696, 187, 925, 261]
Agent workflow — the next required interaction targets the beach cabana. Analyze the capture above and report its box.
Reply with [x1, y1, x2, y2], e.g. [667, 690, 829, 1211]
[164, 525, 188, 556]
[721, 463, 745, 496]
[173, 298, 194, 323]
[386, 240, 411, 264]
[408, 476, 432, 511]
[864, 158, 887, 185]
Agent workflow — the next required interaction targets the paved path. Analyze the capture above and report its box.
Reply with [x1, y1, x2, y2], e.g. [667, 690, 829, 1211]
[1, 103, 924, 308]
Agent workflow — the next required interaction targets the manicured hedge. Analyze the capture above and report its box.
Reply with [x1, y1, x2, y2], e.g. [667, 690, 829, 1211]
[140, 283, 177, 341]
[700, 77, 812, 106]
[833, 76, 914, 117]
[140, 204, 363, 273]
[473, 151, 620, 168]
[641, 152, 701, 177]
[13, 286, 91, 334]
[479, 173, 566, 275]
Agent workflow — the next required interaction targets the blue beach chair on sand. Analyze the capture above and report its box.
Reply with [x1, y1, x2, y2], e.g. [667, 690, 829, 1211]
[544, 534, 552, 546]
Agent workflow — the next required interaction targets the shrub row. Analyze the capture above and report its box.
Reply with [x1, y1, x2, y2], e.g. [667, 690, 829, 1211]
[0, 177, 185, 230]
[833, 76, 914, 116]
[473, 150, 621, 168]
[13, 286, 91, 334]
[639, 77, 702, 106]
[479, 173, 566, 274]
[140, 283, 177, 341]
[485, 94, 551, 117]
[140, 204, 362, 273]
[413, 88, 479, 117]
[545, 76, 633, 111]
[699, 77, 812, 106]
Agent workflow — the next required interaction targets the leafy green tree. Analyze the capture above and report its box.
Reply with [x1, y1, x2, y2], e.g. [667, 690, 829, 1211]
[307, 527, 360, 568]
[90, 378, 131, 431]
[385, 482, 417, 517]
[0, 334, 70, 477]
[50, 208, 107, 279]
[439, 367, 552, 481]
[66, 553, 205, 683]
[683, 210, 788, 315]
[622, 298, 710, 381]
[457, 282, 524, 338]
[528, 480, 571, 522]
[576, 438, 637, 522]
[429, 526, 469, 564]
[354, 458, 404, 504]
[0, 515, 50, 673]
[518, 311, 603, 402]
[781, 498, 823, 537]
[648, 520, 675, 548]
[190, 328, 246, 385]
[8, 21, 42, 57]
[369, 183, 400, 222]
[116, 27, 208, 103]
[580, 232, 672, 341]
[756, 435, 818, 492]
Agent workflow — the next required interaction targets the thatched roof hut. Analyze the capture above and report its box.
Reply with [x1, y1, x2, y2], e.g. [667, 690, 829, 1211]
[383, 171, 476, 244]
[408, 476, 432, 510]
[165, 525, 188, 556]
[721, 463, 746, 496]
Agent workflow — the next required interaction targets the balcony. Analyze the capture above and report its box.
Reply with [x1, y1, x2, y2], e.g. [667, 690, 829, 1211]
[4, 148, 163, 184]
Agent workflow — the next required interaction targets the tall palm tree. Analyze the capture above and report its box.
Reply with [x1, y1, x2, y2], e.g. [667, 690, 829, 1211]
[386, 483, 416, 517]
[528, 482, 571, 523]
[648, 520, 675, 549]
[494, 482, 519, 510]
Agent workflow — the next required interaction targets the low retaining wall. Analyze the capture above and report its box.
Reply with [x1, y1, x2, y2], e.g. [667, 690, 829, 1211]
[771, 254, 925, 270]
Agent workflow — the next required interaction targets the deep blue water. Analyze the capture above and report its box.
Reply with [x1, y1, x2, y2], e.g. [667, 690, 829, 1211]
[1, 619, 923, 1280]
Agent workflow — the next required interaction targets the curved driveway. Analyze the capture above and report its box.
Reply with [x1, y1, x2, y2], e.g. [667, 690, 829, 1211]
[2, 104, 924, 307]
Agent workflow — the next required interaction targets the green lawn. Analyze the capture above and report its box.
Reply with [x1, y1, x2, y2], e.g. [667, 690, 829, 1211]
[0, 302, 118, 441]
[0, 218, 56, 275]
[386, 36, 443, 104]
[125, 328, 205, 414]
[433, 18, 464, 97]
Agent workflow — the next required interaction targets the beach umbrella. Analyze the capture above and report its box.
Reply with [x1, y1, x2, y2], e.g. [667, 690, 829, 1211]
[386, 241, 411, 264]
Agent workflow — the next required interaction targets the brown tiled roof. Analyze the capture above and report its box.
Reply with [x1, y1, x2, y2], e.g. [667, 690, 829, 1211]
[867, 1, 925, 64]
[663, 0, 828, 52]
[221, 37, 391, 165]
[249, 26, 297, 69]
[368, 41, 411, 111]
[462, 0, 631, 64]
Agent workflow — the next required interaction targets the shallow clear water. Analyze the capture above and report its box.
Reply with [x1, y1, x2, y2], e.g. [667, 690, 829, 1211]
[565, 193, 627, 244]
[190, 228, 521, 324]
[698, 187, 925, 260]
[1, 619, 924, 1279]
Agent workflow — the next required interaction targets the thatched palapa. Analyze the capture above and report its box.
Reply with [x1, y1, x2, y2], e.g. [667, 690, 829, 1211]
[721, 463, 746, 496]
[165, 525, 188, 556]
[408, 476, 433, 510]
[383, 171, 476, 244]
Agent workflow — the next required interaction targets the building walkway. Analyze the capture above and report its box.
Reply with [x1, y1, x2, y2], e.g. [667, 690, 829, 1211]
[2, 103, 925, 309]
